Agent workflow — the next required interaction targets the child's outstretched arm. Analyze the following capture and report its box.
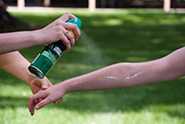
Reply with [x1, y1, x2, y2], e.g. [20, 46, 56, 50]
[29, 47, 185, 115]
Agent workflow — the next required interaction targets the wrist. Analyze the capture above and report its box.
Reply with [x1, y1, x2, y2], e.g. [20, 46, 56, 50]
[26, 73, 37, 86]
[26, 71, 42, 85]
[31, 29, 46, 45]
[59, 80, 75, 94]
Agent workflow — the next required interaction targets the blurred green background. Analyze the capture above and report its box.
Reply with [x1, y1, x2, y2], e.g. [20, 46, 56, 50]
[0, 9, 185, 124]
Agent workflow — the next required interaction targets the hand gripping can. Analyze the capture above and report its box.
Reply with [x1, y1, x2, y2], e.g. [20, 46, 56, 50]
[28, 17, 81, 79]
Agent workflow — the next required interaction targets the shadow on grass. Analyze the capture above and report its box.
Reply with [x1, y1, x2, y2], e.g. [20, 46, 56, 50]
[166, 109, 185, 120]
[0, 79, 185, 120]
[0, 11, 185, 120]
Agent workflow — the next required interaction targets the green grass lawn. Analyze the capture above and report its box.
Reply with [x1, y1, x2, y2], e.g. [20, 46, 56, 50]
[0, 9, 185, 124]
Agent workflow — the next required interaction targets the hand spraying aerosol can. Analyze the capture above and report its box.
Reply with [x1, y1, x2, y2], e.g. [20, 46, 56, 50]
[28, 17, 81, 79]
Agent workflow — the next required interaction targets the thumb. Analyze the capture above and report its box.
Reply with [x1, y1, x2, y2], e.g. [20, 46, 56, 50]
[41, 82, 50, 90]
[41, 80, 53, 90]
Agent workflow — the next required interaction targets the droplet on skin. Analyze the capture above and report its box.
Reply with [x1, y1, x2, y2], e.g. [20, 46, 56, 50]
[104, 76, 119, 80]
[125, 72, 142, 80]
[104, 71, 143, 82]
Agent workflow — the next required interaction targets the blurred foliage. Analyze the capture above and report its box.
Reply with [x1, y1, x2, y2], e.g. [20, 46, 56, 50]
[0, 9, 185, 124]
[4, 0, 185, 8]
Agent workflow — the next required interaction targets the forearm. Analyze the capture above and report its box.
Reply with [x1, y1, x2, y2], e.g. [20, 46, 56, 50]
[0, 51, 43, 84]
[0, 30, 44, 54]
[61, 59, 170, 92]
[61, 47, 185, 93]
[0, 51, 52, 94]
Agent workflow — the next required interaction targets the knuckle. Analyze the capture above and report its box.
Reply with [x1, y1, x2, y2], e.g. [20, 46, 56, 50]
[39, 90, 44, 94]
[69, 36, 73, 40]
[65, 23, 71, 26]
[54, 26, 60, 32]
[67, 33, 73, 39]
[64, 12, 71, 16]
[55, 27, 63, 34]
[47, 97, 53, 103]
[60, 31, 66, 37]
[65, 40, 70, 44]
[56, 21, 64, 26]
[60, 21, 65, 25]
[39, 91, 45, 96]
[59, 37, 67, 43]
[56, 32, 61, 38]
[58, 26, 64, 31]
[55, 21, 61, 26]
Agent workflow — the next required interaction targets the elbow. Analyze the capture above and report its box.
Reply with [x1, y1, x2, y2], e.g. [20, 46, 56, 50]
[157, 58, 185, 80]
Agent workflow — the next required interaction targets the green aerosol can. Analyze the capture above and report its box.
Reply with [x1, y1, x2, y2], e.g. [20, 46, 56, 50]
[28, 17, 81, 79]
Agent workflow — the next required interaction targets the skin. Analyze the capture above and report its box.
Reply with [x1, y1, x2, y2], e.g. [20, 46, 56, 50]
[0, 12, 80, 115]
[0, 13, 80, 93]
[0, 13, 80, 54]
[28, 47, 185, 115]
[0, 51, 52, 94]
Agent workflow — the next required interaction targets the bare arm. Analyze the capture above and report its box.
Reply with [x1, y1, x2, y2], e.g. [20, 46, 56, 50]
[0, 13, 80, 54]
[62, 47, 185, 91]
[0, 31, 42, 54]
[0, 51, 52, 93]
[29, 47, 185, 114]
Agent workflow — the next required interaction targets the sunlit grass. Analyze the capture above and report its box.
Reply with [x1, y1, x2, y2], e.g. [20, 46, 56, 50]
[0, 9, 185, 124]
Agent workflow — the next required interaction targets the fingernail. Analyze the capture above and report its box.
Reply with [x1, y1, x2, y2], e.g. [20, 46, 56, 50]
[35, 105, 39, 110]
[67, 44, 71, 49]
[72, 39, 75, 46]
[30, 111, 34, 116]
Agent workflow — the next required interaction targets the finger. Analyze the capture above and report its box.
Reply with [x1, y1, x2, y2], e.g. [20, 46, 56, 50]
[31, 86, 39, 94]
[59, 32, 71, 50]
[32, 91, 48, 102]
[71, 38, 75, 46]
[28, 91, 48, 115]
[63, 23, 80, 40]
[60, 12, 76, 22]
[35, 97, 51, 110]
[29, 96, 41, 116]
[28, 96, 36, 116]
[63, 28, 75, 47]
[63, 30, 75, 46]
